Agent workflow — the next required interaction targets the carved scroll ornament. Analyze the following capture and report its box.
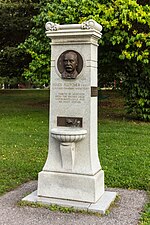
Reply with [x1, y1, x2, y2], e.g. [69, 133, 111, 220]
[45, 19, 102, 33]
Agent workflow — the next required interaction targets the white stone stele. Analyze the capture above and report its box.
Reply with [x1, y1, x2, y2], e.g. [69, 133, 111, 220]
[23, 19, 117, 214]
[22, 190, 117, 214]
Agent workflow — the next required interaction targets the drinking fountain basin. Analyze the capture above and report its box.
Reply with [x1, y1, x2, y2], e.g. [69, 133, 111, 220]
[51, 127, 87, 143]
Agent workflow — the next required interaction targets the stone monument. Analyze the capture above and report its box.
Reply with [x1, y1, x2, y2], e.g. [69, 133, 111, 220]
[23, 19, 116, 214]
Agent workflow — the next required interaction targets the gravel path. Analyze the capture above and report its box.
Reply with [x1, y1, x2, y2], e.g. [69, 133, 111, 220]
[0, 181, 148, 225]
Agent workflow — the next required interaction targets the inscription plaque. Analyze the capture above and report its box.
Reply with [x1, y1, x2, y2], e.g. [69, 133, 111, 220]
[91, 87, 98, 97]
[57, 117, 82, 127]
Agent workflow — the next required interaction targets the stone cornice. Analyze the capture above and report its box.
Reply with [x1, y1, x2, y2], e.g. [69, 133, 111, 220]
[45, 19, 102, 39]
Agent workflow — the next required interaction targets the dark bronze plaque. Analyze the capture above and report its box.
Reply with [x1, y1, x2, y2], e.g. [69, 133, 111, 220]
[57, 117, 82, 127]
[57, 50, 83, 79]
[91, 87, 98, 97]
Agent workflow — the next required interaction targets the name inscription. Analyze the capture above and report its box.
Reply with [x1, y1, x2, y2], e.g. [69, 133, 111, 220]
[52, 82, 88, 104]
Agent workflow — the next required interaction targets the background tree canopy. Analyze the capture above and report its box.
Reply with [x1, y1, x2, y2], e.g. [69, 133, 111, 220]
[1, 0, 150, 120]
[0, 0, 39, 87]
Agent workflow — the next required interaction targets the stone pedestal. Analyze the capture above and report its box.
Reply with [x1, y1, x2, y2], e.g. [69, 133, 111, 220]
[38, 170, 104, 203]
[23, 20, 116, 214]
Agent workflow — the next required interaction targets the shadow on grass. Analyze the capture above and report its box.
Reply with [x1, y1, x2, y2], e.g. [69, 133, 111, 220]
[98, 90, 149, 123]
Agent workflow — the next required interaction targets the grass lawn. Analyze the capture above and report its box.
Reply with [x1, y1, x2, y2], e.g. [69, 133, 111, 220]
[0, 89, 149, 223]
[0, 90, 49, 195]
[98, 91, 150, 191]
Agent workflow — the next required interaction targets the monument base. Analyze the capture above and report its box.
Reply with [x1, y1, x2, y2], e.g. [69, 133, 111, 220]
[37, 170, 104, 203]
[22, 190, 117, 214]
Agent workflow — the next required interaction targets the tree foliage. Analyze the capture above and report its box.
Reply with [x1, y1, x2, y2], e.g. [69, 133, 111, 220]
[0, 0, 39, 87]
[21, 0, 150, 120]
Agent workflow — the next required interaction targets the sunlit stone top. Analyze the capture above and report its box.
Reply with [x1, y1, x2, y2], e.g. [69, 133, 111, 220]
[45, 19, 102, 36]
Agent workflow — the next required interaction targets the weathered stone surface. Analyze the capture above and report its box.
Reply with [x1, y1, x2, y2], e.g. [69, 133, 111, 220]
[23, 20, 116, 212]
[38, 170, 104, 203]
[23, 189, 117, 214]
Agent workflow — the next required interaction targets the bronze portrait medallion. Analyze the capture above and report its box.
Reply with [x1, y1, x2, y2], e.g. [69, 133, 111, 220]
[57, 50, 83, 79]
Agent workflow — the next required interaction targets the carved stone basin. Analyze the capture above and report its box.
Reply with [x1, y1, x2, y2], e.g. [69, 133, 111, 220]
[51, 127, 87, 143]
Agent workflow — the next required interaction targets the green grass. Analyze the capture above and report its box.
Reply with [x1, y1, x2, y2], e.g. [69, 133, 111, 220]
[0, 90, 149, 222]
[18, 200, 101, 216]
[99, 91, 150, 224]
[0, 90, 149, 193]
[98, 120, 150, 190]
[139, 202, 150, 225]
[0, 90, 49, 195]
[98, 91, 150, 191]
